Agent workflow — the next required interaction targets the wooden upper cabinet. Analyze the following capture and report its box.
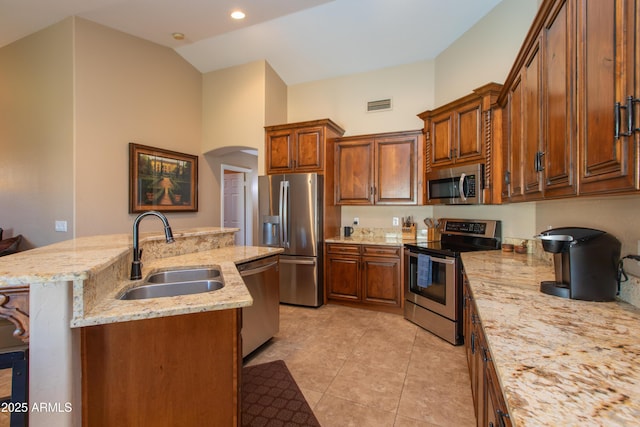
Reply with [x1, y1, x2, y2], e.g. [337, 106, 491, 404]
[542, 0, 576, 198]
[265, 119, 345, 174]
[500, 0, 639, 201]
[335, 139, 374, 205]
[521, 39, 544, 200]
[335, 130, 423, 205]
[577, 0, 637, 195]
[375, 134, 419, 204]
[503, 0, 575, 202]
[418, 83, 502, 170]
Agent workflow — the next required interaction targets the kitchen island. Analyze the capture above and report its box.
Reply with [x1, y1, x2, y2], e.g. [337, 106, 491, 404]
[0, 228, 282, 426]
[461, 251, 640, 426]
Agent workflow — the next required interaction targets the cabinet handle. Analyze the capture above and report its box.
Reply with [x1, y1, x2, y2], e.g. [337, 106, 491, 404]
[504, 170, 510, 185]
[628, 96, 640, 134]
[471, 332, 476, 354]
[534, 151, 545, 172]
[482, 346, 491, 363]
[497, 409, 509, 427]
[615, 98, 637, 138]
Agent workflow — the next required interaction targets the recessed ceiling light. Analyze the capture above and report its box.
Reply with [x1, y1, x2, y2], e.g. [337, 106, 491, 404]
[231, 10, 246, 20]
[172, 32, 185, 41]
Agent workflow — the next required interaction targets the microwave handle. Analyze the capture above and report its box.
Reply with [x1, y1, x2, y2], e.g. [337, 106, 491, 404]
[459, 173, 467, 202]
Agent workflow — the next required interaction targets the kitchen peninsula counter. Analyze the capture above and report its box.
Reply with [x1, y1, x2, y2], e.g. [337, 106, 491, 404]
[0, 227, 282, 426]
[461, 251, 640, 426]
[0, 227, 283, 327]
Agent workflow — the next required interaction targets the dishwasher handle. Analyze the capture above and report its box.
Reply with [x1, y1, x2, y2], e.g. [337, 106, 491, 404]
[238, 260, 279, 277]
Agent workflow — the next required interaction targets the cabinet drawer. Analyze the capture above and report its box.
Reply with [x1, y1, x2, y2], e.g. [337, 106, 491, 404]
[326, 243, 361, 255]
[362, 245, 401, 257]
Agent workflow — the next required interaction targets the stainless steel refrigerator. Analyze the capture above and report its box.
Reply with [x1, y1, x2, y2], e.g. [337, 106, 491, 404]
[258, 173, 323, 307]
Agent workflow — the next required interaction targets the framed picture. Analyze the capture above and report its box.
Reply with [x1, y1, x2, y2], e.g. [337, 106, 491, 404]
[129, 143, 198, 213]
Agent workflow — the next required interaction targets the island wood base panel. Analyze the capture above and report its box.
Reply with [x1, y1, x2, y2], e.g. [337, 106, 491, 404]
[81, 309, 240, 426]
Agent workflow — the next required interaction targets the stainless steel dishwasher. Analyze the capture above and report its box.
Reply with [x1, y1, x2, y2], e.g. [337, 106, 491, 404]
[237, 255, 280, 357]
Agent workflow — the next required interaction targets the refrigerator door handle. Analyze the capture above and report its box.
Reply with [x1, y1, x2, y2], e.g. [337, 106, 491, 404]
[280, 180, 290, 248]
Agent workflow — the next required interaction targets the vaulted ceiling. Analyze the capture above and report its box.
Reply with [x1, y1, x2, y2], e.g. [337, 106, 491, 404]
[0, 0, 503, 85]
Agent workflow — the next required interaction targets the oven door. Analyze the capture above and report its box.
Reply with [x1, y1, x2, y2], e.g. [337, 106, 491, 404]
[404, 248, 458, 320]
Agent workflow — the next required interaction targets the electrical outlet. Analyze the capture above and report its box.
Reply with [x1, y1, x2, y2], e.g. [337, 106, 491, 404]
[353, 217, 359, 225]
[55, 220, 67, 232]
[392, 217, 399, 226]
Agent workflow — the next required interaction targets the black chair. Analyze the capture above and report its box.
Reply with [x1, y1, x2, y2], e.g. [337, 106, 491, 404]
[0, 346, 28, 426]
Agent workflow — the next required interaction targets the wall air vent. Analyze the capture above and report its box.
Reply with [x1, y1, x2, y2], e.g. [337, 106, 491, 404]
[367, 98, 392, 112]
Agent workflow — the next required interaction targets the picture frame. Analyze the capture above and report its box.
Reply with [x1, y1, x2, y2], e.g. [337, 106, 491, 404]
[129, 143, 198, 213]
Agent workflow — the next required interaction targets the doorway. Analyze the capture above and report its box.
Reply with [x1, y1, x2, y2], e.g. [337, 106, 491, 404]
[221, 165, 251, 246]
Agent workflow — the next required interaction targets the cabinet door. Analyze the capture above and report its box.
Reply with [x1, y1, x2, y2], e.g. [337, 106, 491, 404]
[295, 126, 324, 171]
[375, 135, 418, 205]
[505, 76, 524, 201]
[362, 255, 401, 307]
[456, 99, 484, 163]
[429, 111, 455, 167]
[577, 0, 637, 194]
[335, 140, 374, 205]
[522, 39, 544, 200]
[471, 305, 485, 423]
[326, 254, 361, 301]
[542, 0, 577, 198]
[266, 129, 293, 173]
[463, 278, 474, 380]
[485, 351, 513, 427]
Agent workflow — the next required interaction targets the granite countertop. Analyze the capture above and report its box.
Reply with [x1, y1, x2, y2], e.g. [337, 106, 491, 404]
[72, 245, 282, 328]
[461, 251, 640, 426]
[325, 235, 424, 246]
[0, 227, 283, 328]
[0, 227, 236, 286]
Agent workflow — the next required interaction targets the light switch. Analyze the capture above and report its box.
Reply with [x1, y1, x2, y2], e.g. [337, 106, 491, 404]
[55, 220, 67, 232]
[392, 217, 399, 226]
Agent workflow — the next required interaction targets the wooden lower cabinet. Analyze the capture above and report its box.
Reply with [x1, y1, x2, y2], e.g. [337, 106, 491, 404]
[81, 309, 241, 427]
[325, 243, 402, 311]
[463, 276, 511, 427]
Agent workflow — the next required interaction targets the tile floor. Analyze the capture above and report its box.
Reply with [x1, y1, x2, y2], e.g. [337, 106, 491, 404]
[244, 303, 476, 427]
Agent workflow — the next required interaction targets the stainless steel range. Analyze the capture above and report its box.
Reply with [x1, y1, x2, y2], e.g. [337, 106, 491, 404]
[404, 219, 500, 345]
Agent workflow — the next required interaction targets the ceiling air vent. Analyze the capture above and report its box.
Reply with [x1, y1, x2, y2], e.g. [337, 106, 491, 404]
[367, 98, 392, 112]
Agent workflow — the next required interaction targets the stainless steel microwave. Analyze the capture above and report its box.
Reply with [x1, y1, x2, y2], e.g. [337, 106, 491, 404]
[427, 163, 484, 205]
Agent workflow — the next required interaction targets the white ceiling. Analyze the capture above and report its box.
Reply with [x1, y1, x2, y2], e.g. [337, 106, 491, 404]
[0, 0, 503, 85]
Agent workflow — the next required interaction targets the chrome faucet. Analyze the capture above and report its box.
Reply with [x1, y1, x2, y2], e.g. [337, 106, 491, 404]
[130, 211, 174, 280]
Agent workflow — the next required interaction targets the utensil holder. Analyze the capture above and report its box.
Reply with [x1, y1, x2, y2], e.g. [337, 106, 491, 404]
[427, 227, 440, 242]
[402, 225, 416, 241]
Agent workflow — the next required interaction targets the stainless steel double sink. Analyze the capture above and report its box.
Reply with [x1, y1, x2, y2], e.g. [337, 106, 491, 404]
[118, 267, 224, 300]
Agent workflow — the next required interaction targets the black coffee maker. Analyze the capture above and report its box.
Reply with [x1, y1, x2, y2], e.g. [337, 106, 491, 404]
[536, 227, 621, 301]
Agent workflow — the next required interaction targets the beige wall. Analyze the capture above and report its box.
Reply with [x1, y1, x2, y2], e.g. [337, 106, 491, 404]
[1, 17, 218, 246]
[434, 0, 539, 105]
[203, 60, 277, 175]
[74, 18, 210, 236]
[0, 19, 75, 248]
[288, 60, 434, 136]
[265, 61, 288, 127]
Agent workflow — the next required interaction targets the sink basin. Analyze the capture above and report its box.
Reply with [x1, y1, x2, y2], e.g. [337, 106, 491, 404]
[146, 267, 221, 284]
[119, 267, 224, 300]
[119, 279, 224, 300]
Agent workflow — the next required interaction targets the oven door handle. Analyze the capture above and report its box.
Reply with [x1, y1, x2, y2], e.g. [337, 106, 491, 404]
[406, 251, 456, 264]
